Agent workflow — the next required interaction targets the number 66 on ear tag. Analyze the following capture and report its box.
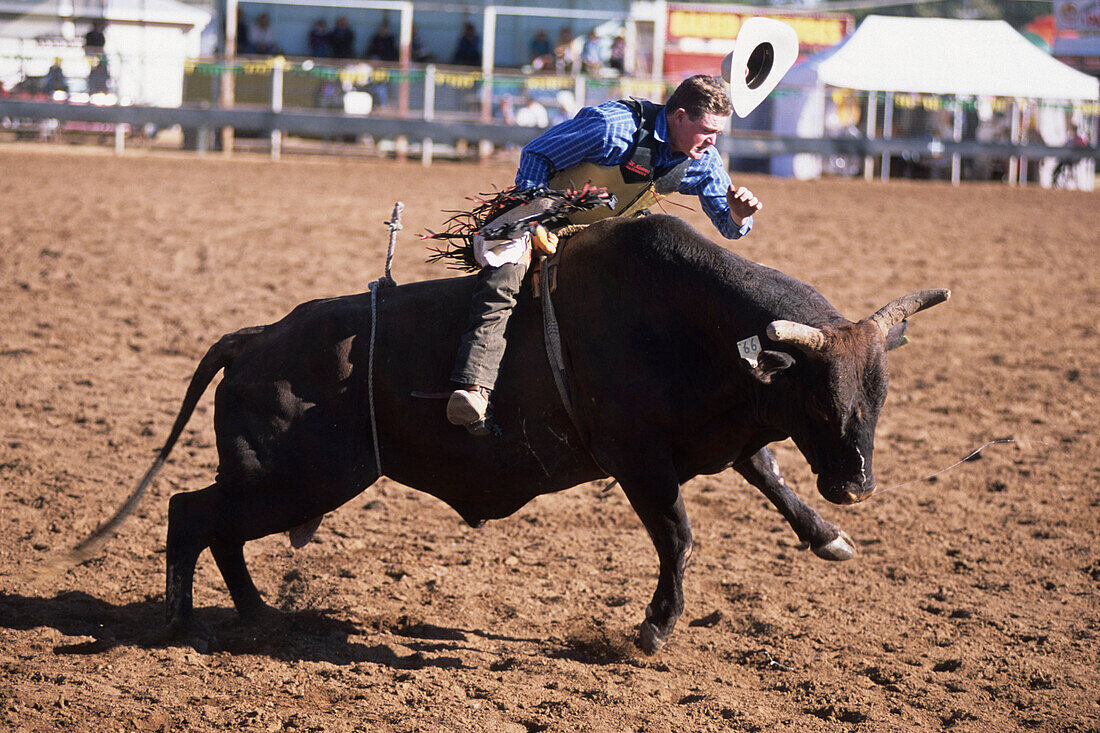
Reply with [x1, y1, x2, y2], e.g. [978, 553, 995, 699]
[737, 335, 762, 368]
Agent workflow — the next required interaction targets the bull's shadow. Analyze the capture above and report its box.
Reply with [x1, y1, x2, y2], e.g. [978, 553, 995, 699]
[0, 591, 568, 668]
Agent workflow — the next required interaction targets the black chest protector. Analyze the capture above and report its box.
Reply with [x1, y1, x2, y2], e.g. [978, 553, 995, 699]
[546, 98, 693, 225]
[617, 97, 692, 193]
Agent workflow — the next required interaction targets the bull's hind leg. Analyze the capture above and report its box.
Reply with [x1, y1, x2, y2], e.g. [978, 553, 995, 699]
[210, 540, 266, 620]
[733, 448, 855, 561]
[165, 482, 272, 636]
[167, 475, 377, 637]
[165, 485, 218, 636]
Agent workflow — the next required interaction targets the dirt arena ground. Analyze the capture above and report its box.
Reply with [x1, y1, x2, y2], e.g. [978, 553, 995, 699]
[1, 145, 1097, 732]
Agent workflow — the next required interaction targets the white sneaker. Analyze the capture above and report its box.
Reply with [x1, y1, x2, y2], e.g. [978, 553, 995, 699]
[446, 389, 489, 426]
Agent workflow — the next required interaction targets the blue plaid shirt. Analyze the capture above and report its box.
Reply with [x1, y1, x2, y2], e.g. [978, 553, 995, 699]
[515, 100, 752, 240]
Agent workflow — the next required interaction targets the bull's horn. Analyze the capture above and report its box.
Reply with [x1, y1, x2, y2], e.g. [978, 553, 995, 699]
[869, 289, 951, 336]
[767, 320, 827, 352]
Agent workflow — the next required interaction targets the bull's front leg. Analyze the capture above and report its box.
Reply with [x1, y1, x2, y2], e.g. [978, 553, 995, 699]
[617, 464, 693, 654]
[733, 447, 854, 561]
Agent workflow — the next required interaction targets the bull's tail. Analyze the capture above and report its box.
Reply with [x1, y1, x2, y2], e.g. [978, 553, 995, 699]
[46, 325, 268, 574]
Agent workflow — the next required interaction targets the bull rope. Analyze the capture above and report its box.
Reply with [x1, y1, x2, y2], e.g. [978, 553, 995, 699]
[874, 438, 1052, 497]
[367, 201, 403, 477]
[536, 248, 615, 480]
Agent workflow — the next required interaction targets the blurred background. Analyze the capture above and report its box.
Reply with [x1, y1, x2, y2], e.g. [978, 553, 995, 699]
[1, 0, 1096, 188]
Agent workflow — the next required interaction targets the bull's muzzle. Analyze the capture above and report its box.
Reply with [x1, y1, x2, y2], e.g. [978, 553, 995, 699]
[844, 483, 879, 504]
[820, 477, 878, 505]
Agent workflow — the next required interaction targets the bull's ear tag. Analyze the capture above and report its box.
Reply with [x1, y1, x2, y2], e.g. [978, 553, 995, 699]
[737, 335, 762, 368]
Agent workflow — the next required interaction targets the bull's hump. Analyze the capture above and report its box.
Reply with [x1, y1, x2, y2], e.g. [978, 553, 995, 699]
[576, 215, 842, 325]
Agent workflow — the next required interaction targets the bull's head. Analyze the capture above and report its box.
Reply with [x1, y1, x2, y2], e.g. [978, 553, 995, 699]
[748, 289, 950, 505]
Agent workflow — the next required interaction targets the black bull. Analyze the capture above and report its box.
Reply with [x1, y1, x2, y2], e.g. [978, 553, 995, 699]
[76, 214, 948, 653]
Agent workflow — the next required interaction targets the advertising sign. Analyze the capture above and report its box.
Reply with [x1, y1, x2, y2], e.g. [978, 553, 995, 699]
[1055, 0, 1100, 33]
[665, 3, 853, 77]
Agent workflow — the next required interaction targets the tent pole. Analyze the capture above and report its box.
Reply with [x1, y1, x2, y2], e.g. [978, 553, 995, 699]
[864, 90, 877, 181]
[881, 91, 893, 181]
[951, 96, 962, 185]
[1018, 102, 1029, 186]
[1008, 101, 1019, 186]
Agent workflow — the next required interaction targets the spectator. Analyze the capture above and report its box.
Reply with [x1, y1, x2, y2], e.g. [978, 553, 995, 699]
[365, 17, 398, 62]
[44, 58, 68, 96]
[452, 22, 481, 67]
[85, 20, 106, 56]
[250, 13, 279, 56]
[608, 34, 626, 74]
[529, 29, 552, 70]
[499, 94, 516, 125]
[554, 27, 576, 74]
[515, 95, 549, 128]
[87, 55, 110, 94]
[329, 16, 356, 59]
[411, 25, 434, 63]
[580, 30, 602, 76]
[236, 9, 252, 54]
[307, 19, 331, 58]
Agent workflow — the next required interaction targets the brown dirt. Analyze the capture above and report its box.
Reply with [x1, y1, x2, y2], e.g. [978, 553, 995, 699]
[1, 145, 1098, 732]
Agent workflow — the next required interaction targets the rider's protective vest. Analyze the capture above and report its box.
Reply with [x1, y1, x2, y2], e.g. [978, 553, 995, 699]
[547, 98, 692, 225]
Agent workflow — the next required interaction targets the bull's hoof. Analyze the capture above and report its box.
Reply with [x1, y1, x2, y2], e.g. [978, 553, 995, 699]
[162, 617, 220, 653]
[812, 530, 856, 561]
[237, 600, 278, 625]
[635, 620, 666, 655]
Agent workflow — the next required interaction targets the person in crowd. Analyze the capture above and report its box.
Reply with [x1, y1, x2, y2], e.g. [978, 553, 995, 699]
[608, 34, 626, 74]
[329, 16, 356, 59]
[411, 25, 434, 63]
[580, 29, 603, 76]
[85, 20, 106, 56]
[235, 9, 252, 54]
[514, 94, 549, 128]
[365, 17, 398, 62]
[308, 19, 331, 58]
[87, 55, 110, 94]
[529, 29, 552, 70]
[452, 22, 481, 67]
[250, 13, 279, 55]
[444, 75, 763, 430]
[44, 58, 68, 96]
[553, 27, 576, 74]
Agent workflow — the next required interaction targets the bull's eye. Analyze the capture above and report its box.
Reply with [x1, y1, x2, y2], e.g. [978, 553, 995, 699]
[807, 394, 830, 422]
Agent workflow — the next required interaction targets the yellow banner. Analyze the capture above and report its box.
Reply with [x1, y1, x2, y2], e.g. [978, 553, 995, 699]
[667, 6, 852, 48]
[434, 71, 481, 89]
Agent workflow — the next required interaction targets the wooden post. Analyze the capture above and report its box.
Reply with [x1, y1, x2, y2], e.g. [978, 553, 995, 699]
[397, 1, 412, 117]
[221, 0, 238, 156]
[422, 64, 435, 167]
[270, 56, 284, 161]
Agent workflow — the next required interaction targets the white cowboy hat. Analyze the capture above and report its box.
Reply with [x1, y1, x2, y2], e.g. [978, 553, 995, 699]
[721, 17, 800, 118]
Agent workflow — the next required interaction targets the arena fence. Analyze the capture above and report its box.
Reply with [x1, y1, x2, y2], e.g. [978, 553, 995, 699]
[2, 55, 1097, 186]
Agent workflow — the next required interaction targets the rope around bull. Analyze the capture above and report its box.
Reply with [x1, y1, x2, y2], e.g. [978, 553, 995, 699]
[367, 201, 402, 478]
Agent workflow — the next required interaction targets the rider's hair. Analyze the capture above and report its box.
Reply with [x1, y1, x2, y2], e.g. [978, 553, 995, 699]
[665, 75, 732, 120]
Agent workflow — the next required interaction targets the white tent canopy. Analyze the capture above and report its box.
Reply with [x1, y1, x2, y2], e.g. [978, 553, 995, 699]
[814, 15, 1098, 101]
[772, 15, 1099, 183]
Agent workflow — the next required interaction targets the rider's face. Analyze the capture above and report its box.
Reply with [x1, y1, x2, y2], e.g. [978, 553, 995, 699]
[667, 108, 729, 160]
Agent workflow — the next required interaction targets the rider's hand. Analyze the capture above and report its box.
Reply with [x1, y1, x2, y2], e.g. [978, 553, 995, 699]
[727, 185, 763, 225]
